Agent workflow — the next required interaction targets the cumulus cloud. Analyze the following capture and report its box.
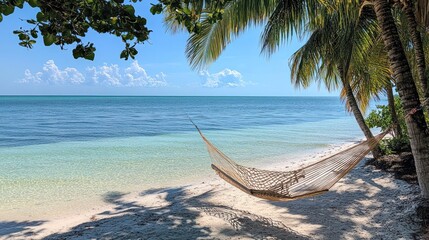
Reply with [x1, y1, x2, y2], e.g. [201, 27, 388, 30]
[124, 61, 167, 87]
[22, 69, 43, 83]
[199, 68, 246, 88]
[22, 60, 167, 87]
[22, 60, 85, 85]
[43, 60, 85, 84]
[87, 64, 122, 86]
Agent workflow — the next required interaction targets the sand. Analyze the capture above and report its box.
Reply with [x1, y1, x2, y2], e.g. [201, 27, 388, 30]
[1, 145, 424, 240]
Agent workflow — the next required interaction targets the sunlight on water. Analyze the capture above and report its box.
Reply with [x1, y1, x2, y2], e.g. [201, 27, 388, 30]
[0, 118, 365, 217]
[0, 96, 383, 219]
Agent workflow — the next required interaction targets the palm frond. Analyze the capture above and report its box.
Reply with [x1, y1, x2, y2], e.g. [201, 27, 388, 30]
[260, 0, 321, 56]
[183, 0, 276, 69]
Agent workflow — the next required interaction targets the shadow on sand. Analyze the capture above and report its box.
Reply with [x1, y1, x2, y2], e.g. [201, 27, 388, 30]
[43, 186, 308, 239]
[267, 163, 421, 239]
[0, 220, 46, 239]
[7, 161, 421, 239]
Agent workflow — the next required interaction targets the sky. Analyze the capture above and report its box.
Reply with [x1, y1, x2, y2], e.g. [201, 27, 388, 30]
[0, 2, 339, 96]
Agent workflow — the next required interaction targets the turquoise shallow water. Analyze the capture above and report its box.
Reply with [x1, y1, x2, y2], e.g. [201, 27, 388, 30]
[0, 96, 383, 218]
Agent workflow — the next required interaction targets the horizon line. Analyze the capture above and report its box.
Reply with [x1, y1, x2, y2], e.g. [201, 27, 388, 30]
[0, 94, 341, 98]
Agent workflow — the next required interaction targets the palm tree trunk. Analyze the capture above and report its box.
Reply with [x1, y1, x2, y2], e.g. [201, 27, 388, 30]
[386, 83, 402, 137]
[374, 0, 429, 199]
[342, 79, 381, 159]
[415, 0, 429, 28]
[402, 0, 429, 100]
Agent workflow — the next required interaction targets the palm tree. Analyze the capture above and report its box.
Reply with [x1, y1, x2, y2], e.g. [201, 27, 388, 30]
[373, 0, 429, 198]
[164, 0, 319, 70]
[415, 0, 429, 29]
[169, 1, 387, 158]
[288, 5, 389, 159]
[394, 0, 429, 101]
[386, 83, 402, 137]
[164, 0, 429, 198]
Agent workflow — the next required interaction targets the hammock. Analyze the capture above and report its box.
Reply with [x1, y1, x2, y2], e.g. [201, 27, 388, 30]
[193, 122, 389, 201]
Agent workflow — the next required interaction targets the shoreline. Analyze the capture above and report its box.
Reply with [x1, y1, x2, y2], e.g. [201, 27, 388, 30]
[1, 140, 422, 239]
[0, 136, 359, 222]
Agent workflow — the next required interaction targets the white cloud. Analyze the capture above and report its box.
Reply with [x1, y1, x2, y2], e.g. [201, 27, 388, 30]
[87, 64, 122, 86]
[64, 67, 85, 85]
[124, 61, 167, 87]
[22, 60, 85, 85]
[22, 60, 167, 88]
[199, 68, 246, 88]
[22, 69, 42, 83]
[42, 60, 84, 84]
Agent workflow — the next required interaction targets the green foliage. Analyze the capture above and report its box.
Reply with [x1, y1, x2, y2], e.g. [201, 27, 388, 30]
[1, 0, 150, 60]
[379, 136, 411, 155]
[150, 3, 163, 15]
[366, 96, 406, 133]
[0, 0, 228, 60]
[367, 104, 395, 132]
[164, 0, 279, 69]
[72, 43, 95, 61]
[161, 0, 227, 35]
[366, 95, 411, 154]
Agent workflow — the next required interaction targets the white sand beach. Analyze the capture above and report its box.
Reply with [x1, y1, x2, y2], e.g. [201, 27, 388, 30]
[1, 143, 423, 240]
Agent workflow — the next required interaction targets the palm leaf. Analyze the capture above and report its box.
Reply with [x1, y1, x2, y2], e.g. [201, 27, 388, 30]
[174, 0, 276, 69]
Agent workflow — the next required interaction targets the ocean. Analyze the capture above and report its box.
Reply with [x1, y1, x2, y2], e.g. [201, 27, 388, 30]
[0, 96, 382, 219]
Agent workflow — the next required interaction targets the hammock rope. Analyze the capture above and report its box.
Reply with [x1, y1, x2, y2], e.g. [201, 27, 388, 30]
[192, 121, 389, 201]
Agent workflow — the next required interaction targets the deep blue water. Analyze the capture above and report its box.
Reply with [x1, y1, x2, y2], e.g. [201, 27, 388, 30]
[0, 96, 350, 147]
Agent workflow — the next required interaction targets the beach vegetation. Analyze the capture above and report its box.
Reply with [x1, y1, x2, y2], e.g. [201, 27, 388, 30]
[366, 95, 407, 137]
[163, 0, 429, 198]
[0, 0, 229, 60]
[2, 0, 429, 198]
[286, 3, 387, 159]
[366, 95, 411, 154]
[0, 0, 151, 60]
[395, 0, 429, 102]
[0, 0, 207, 60]
[372, 0, 429, 198]
[164, 1, 388, 157]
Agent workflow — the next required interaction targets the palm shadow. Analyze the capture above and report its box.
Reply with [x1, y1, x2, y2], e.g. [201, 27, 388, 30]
[267, 161, 420, 239]
[0, 220, 46, 238]
[36, 160, 420, 239]
[43, 185, 310, 239]
[44, 187, 212, 239]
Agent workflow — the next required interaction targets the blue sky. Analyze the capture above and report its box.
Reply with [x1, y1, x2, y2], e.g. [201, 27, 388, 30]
[0, 2, 338, 96]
